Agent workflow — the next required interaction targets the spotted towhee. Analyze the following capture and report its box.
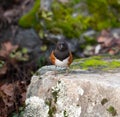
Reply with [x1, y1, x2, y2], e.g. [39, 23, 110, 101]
[50, 39, 73, 70]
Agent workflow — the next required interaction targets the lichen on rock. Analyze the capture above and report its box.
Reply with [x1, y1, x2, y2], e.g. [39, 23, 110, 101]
[23, 96, 49, 117]
[51, 80, 82, 117]
[24, 77, 83, 117]
[24, 61, 120, 117]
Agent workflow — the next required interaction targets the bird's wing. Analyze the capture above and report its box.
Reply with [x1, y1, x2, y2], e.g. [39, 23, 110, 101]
[49, 51, 56, 65]
[68, 52, 73, 66]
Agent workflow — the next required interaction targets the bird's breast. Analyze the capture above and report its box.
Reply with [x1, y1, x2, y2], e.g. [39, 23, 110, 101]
[55, 57, 69, 67]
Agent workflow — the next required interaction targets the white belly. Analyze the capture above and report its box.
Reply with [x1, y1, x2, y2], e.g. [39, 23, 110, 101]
[55, 57, 69, 67]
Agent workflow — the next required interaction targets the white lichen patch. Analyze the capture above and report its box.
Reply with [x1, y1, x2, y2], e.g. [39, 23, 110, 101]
[78, 87, 84, 96]
[87, 102, 96, 113]
[24, 80, 82, 117]
[23, 96, 49, 117]
[55, 105, 81, 117]
[52, 80, 81, 117]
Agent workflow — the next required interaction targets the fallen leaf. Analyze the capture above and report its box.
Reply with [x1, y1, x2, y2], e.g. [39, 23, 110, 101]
[1, 84, 14, 96]
[0, 64, 7, 76]
[0, 41, 18, 57]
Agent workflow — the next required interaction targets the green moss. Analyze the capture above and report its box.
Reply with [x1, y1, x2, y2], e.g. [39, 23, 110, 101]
[52, 89, 59, 103]
[50, 0, 120, 33]
[82, 59, 106, 68]
[51, 81, 61, 103]
[85, 0, 120, 30]
[0, 60, 5, 68]
[19, 0, 40, 28]
[19, 0, 90, 38]
[107, 106, 117, 116]
[45, 98, 57, 117]
[63, 110, 68, 117]
[109, 61, 120, 68]
[48, 106, 56, 117]
[71, 56, 120, 72]
[101, 98, 108, 105]
[19, 0, 120, 38]
[44, 81, 62, 117]
[45, 1, 90, 38]
[84, 36, 97, 45]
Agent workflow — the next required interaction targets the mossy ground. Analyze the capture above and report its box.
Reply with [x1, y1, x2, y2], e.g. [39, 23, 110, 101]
[107, 106, 117, 116]
[71, 55, 120, 72]
[19, 0, 40, 29]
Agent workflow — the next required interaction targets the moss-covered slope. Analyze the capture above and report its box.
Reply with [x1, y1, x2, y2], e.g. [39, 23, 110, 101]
[71, 56, 120, 72]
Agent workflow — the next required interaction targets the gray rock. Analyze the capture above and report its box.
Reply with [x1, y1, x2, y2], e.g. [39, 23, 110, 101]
[15, 29, 41, 48]
[40, 0, 53, 11]
[111, 28, 120, 39]
[24, 66, 120, 117]
[14, 28, 42, 59]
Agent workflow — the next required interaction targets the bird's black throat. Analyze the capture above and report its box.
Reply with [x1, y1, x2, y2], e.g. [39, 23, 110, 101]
[54, 49, 70, 61]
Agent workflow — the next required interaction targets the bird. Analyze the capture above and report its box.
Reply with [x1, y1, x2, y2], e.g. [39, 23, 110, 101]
[50, 39, 73, 74]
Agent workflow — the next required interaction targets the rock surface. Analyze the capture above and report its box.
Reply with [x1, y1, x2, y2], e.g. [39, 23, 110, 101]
[24, 65, 120, 117]
[14, 28, 42, 59]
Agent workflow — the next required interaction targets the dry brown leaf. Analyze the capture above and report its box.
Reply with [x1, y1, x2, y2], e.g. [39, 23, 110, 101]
[108, 49, 115, 55]
[96, 29, 120, 55]
[0, 65, 7, 76]
[0, 41, 18, 57]
[1, 84, 14, 96]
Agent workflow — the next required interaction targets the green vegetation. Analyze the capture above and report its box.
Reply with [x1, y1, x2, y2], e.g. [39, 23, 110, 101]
[45, 81, 62, 117]
[11, 106, 25, 117]
[0, 60, 5, 68]
[51, 80, 61, 103]
[19, 0, 120, 38]
[107, 106, 117, 116]
[10, 48, 29, 61]
[63, 110, 68, 117]
[85, 0, 120, 30]
[71, 56, 120, 71]
[52, 89, 60, 103]
[19, 0, 40, 29]
[101, 98, 108, 105]
[46, 0, 90, 38]
[45, 98, 56, 117]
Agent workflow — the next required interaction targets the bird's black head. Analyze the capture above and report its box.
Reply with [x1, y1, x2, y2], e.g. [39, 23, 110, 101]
[54, 40, 70, 61]
[56, 40, 68, 51]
